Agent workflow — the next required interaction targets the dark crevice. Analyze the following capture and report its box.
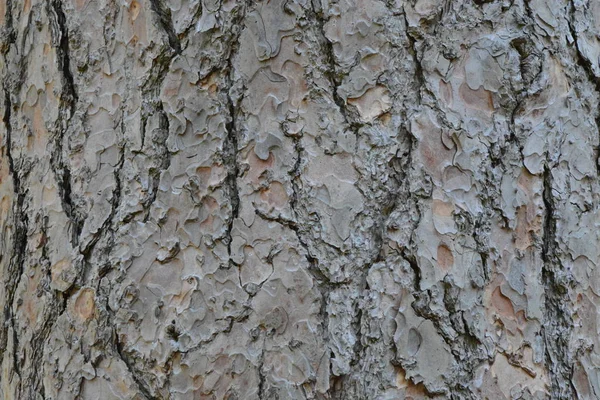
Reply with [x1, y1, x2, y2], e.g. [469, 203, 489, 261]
[399, 7, 425, 292]
[349, 305, 364, 366]
[139, 6, 180, 222]
[403, 11, 426, 106]
[1, 2, 28, 383]
[80, 134, 125, 280]
[3, 86, 16, 207]
[4, 214, 53, 398]
[309, 2, 362, 140]
[0, 0, 15, 54]
[541, 165, 574, 399]
[224, 59, 241, 263]
[303, 5, 374, 378]
[253, 209, 345, 288]
[1, 86, 28, 383]
[287, 139, 344, 286]
[50, 0, 78, 107]
[567, 0, 600, 176]
[114, 330, 157, 400]
[398, 7, 488, 398]
[148, 0, 182, 55]
[48, 0, 82, 246]
[257, 349, 266, 399]
[26, 293, 63, 399]
[404, 251, 422, 292]
[142, 103, 171, 223]
[219, 2, 253, 272]
[541, 166, 555, 266]
[283, 134, 333, 361]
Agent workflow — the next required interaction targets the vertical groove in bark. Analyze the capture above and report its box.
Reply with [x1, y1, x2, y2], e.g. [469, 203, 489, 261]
[310, 1, 362, 145]
[1, 0, 26, 386]
[148, 0, 181, 55]
[114, 329, 157, 400]
[141, 100, 170, 223]
[81, 134, 124, 282]
[16, 4, 86, 397]
[106, 5, 183, 396]
[309, 4, 376, 388]
[26, 293, 64, 399]
[1, 78, 27, 383]
[399, 6, 492, 398]
[400, 4, 425, 289]
[48, 0, 81, 246]
[403, 12, 425, 106]
[541, 165, 574, 400]
[289, 135, 333, 356]
[140, 2, 180, 222]
[567, 0, 600, 177]
[225, 56, 241, 264]
[256, 349, 266, 399]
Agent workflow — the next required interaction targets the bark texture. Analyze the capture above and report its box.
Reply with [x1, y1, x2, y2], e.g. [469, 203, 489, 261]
[0, 0, 599, 399]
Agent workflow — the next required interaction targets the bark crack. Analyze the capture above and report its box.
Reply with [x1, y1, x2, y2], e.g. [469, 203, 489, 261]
[403, 12, 426, 106]
[148, 0, 182, 55]
[48, 0, 82, 246]
[221, 0, 250, 265]
[81, 133, 125, 281]
[567, 0, 600, 176]
[114, 329, 157, 400]
[26, 291, 64, 399]
[396, 8, 486, 397]
[541, 164, 574, 399]
[1, 78, 28, 384]
[224, 61, 241, 263]
[253, 209, 342, 287]
[140, 3, 180, 222]
[1, 5, 28, 385]
[283, 131, 334, 369]
[141, 102, 171, 223]
[257, 348, 266, 399]
[309, 2, 362, 145]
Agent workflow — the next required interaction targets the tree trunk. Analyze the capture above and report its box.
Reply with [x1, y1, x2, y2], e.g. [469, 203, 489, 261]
[0, 0, 597, 398]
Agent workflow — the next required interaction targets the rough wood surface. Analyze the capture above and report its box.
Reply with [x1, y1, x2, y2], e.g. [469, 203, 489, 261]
[0, 0, 598, 399]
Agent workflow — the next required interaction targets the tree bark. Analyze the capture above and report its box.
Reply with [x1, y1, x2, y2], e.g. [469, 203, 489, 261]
[0, 0, 598, 398]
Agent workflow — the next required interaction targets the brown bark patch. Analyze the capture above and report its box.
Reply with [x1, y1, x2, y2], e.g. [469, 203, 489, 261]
[73, 288, 96, 322]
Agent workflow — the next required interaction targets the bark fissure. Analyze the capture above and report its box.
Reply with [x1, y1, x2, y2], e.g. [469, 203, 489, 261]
[310, 5, 389, 385]
[1, 81, 28, 384]
[403, 12, 425, 105]
[225, 65, 241, 262]
[1, 6, 28, 380]
[257, 348, 266, 399]
[541, 164, 574, 399]
[221, 1, 251, 266]
[81, 135, 125, 282]
[148, 0, 182, 55]
[400, 6, 425, 290]
[310, 2, 362, 143]
[254, 209, 342, 287]
[397, 9, 488, 397]
[142, 104, 170, 223]
[285, 131, 333, 368]
[114, 329, 157, 400]
[567, 0, 600, 176]
[48, 0, 82, 246]
[140, 22, 178, 222]
[26, 294, 63, 399]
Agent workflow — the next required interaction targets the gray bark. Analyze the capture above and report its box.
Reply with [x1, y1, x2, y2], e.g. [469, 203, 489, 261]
[0, 0, 598, 399]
